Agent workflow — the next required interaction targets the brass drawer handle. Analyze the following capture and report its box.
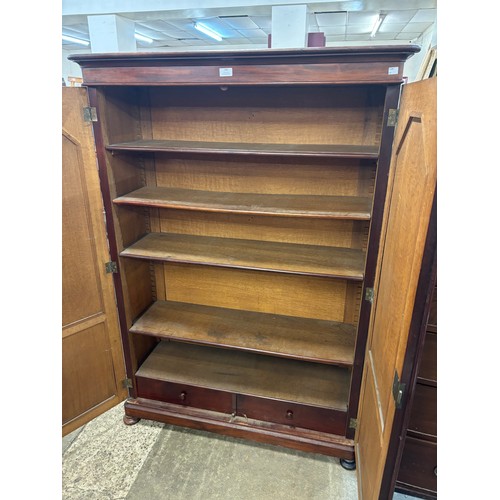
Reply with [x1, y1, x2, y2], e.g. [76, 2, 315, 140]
[286, 410, 293, 419]
[180, 391, 187, 401]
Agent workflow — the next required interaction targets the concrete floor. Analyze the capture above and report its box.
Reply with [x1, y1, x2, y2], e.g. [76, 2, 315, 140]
[62, 402, 420, 500]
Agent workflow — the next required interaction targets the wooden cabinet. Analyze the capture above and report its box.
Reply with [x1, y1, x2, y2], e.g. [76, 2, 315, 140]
[69, 46, 423, 463]
[396, 282, 437, 498]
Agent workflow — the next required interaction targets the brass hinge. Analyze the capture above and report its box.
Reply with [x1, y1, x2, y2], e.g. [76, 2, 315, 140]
[392, 370, 406, 409]
[365, 287, 374, 304]
[349, 418, 358, 430]
[387, 108, 399, 127]
[122, 378, 133, 389]
[105, 261, 118, 274]
[83, 106, 98, 122]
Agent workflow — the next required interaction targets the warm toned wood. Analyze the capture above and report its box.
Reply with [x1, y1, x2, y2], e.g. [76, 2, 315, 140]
[130, 300, 356, 365]
[121, 232, 365, 280]
[153, 156, 376, 198]
[163, 263, 349, 322]
[355, 77, 436, 499]
[114, 187, 372, 219]
[62, 87, 127, 435]
[125, 398, 355, 459]
[107, 139, 379, 159]
[137, 341, 350, 409]
[159, 209, 370, 250]
[407, 384, 437, 441]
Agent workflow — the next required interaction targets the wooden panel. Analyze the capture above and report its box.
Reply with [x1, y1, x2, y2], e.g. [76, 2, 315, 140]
[130, 300, 356, 365]
[80, 61, 405, 86]
[164, 263, 349, 322]
[427, 285, 437, 331]
[114, 187, 372, 220]
[121, 232, 365, 280]
[159, 209, 370, 250]
[355, 78, 436, 498]
[62, 87, 127, 435]
[149, 86, 383, 147]
[107, 139, 379, 158]
[62, 322, 117, 424]
[236, 394, 347, 435]
[136, 341, 350, 409]
[62, 133, 103, 326]
[153, 157, 376, 197]
[397, 437, 437, 495]
[136, 377, 233, 413]
[407, 384, 437, 440]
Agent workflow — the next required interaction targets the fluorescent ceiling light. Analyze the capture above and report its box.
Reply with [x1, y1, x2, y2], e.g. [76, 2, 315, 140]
[370, 14, 386, 37]
[194, 22, 223, 42]
[135, 32, 153, 44]
[62, 34, 89, 46]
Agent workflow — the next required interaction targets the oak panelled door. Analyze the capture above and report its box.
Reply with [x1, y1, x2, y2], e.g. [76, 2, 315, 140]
[62, 87, 127, 435]
[356, 77, 437, 498]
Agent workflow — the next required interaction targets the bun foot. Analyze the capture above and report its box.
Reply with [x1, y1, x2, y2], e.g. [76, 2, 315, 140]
[123, 414, 140, 425]
[340, 458, 356, 470]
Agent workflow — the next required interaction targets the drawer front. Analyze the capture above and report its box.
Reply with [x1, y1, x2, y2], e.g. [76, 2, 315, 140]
[398, 437, 437, 494]
[136, 376, 233, 414]
[236, 394, 347, 435]
[408, 384, 437, 439]
[418, 332, 437, 384]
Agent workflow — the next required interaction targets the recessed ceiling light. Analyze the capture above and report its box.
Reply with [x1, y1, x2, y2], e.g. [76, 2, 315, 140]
[135, 32, 153, 44]
[194, 22, 223, 42]
[62, 34, 89, 46]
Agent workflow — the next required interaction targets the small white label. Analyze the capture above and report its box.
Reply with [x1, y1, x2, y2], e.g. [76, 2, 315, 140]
[219, 67, 233, 77]
[388, 66, 399, 75]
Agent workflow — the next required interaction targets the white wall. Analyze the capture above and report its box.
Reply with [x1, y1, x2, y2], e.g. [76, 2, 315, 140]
[403, 22, 437, 82]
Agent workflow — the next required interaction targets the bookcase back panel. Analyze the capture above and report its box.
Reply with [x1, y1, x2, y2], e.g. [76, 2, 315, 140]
[162, 263, 352, 323]
[158, 209, 370, 250]
[148, 86, 385, 146]
[153, 157, 376, 197]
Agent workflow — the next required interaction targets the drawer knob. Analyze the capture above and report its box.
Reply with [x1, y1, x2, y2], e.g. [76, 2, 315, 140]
[434, 466, 437, 477]
[180, 391, 187, 401]
[286, 410, 293, 419]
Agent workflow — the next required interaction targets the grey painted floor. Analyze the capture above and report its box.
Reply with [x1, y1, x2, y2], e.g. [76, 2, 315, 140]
[62, 402, 420, 500]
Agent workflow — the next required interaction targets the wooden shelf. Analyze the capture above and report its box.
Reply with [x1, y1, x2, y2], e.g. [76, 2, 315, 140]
[113, 187, 372, 220]
[136, 340, 350, 409]
[106, 139, 379, 159]
[121, 233, 365, 280]
[130, 300, 356, 366]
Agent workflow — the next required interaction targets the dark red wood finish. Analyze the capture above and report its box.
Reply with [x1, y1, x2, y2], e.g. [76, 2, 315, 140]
[396, 437, 437, 497]
[136, 376, 234, 413]
[345, 83, 402, 439]
[124, 398, 355, 459]
[406, 384, 437, 441]
[87, 87, 138, 399]
[69, 46, 419, 86]
[237, 394, 347, 435]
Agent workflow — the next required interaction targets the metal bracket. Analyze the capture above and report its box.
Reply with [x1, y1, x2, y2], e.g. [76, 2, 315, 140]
[349, 418, 358, 430]
[365, 287, 374, 304]
[105, 261, 118, 274]
[83, 106, 98, 122]
[387, 108, 399, 127]
[122, 378, 133, 389]
[392, 370, 406, 409]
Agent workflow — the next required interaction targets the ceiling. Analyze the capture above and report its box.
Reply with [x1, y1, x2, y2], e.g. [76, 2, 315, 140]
[62, 1, 437, 52]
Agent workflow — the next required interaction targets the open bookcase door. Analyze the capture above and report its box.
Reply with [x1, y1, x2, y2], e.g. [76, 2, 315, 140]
[355, 77, 436, 499]
[62, 87, 128, 435]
